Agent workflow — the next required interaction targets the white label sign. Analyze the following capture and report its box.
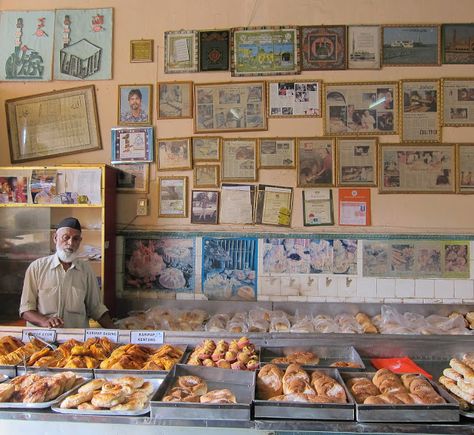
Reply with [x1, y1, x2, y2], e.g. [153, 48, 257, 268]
[22, 329, 57, 343]
[130, 330, 164, 345]
[84, 329, 119, 343]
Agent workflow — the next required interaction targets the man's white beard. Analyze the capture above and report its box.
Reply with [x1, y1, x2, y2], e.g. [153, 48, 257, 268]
[56, 248, 78, 263]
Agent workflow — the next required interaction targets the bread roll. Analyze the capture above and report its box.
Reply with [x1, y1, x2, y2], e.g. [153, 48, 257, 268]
[311, 373, 347, 403]
[439, 375, 474, 407]
[450, 358, 474, 383]
[78, 379, 106, 394]
[347, 377, 380, 403]
[462, 353, 474, 371]
[115, 376, 145, 389]
[91, 391, 126, 408]
[458, 378, 474, 396]
[60, 391, 94, 409]
[257, 364, 283, 400]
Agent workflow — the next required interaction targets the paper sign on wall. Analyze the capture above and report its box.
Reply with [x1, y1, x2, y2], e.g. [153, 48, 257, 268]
[338, 188, 371, 226]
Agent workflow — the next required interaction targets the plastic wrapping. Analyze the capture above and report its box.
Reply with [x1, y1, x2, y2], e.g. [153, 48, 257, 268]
[248, 308, 271, 332]
[205, 313, 231, 332]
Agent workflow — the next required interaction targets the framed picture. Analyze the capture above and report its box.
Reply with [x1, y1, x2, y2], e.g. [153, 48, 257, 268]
[442, 24, 474, 64]
[379, 143, 455, 193]
[259, 137, 295, 169]
[164, 30, 199, 73]
[118, 84, 152, 125]
[157, 81, 193, 119]
[0, 175, 28, 204]
[130, 39, 154, 62]
[111, 127, 154, 163]
[199, 30, 230, 71]
[301, 25, 347, 70]
[267, 80, 321, 117]
[336, 137, 377, 187]
[5, 85, 102, 163]
[221, 138, 258, 182]
[157, 137, 192, 170]
[302, 189, 334, 226]
[231, 26, 299, 76]
[192, 136, 221, 162]
[401, 79, 441, 143]
[323, 81, 398, 136]
[191, 190, 219, 224]
[194, 81, 267, 133]
[442, 78, 474, 126]
[347, 25, 381, 70]
[457, 144, 474, 194]
[114, 163, 149, 193]
[193, 164, 220, 188]
[297, 138, 335, 187]
[255, 185, 293, 227]
[158, 176, 188, 218]
[382, 25, 440, 66]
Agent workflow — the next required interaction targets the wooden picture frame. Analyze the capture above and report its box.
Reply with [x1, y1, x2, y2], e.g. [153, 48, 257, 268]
[302, 189, 334, 226]
[457, 144, 474, 194]
[157, 81, 193, 119]
[442, 78, 474, 126]
[191, 190, 219, 224]
[199, 30, 230, 71]
[323, 81, 398, 136]
[256, 184, 293, 227]
[5, 85, 102, 163]
[194, 81, 267, 133]
[111, 126, 154, 163]
[221, 138, 258, 182]
[192, 136, 221, 162]
[258, 137, 296, 169]
[297, 137, 335, 187]
[193, 164, 220, 188]
[231, 26, 300, 76]
[130, 39, 154, 63]
[164, 30, 199, 73]
[336, 137, 378, 187]
[442, 24, 474, 64]
[382, 25, 441, 66]
[301, 25, 347, 70]
[118, 84, 153, 125]
[379, 143, 455, 193]
[267, 80, 321, 117]
[114, 163, 150, 193]
[158, 176, 188, 217]
[348, 25, 381, 70]
[157, 137, 192, 170]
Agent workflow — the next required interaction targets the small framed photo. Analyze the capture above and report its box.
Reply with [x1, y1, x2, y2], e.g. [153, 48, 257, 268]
[303, 189, 334, 226]
[192, 136, 221, 162]
[336, 137, 377, 187]
[442, 78, 474, 126]
[111, 127, 154, 163]
[199, 30, 230, 71]
[267, 80, 321, 117]
[457, 144, 474, 194]
[301, 25, 347, 70]
[442, 24, 474, 64]
[259, 137, 295, 169]
[256, 185, 293, 227]
[221, 138, 258, 182]
[382, 25, 440, 66]
[157, 137, 192, 170]
[157, 81, 193, 119]
[158, 176, 188, 218]
[191, 190, 219, 224]
[114, 163, 149, 193]
[194, 164, 220, 188]
[348, 25, 381, 70]
[130, 39, 154, 63]
[164, 30, 199, 73]
[118, 84, 152, 125]
[297, 137, 335, 187]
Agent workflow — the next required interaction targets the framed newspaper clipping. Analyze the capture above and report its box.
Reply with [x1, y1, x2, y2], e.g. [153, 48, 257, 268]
[221, 138, 258, 182]
[267, 80, 321, 117]
[457, 144, 474, 194]
[336, 137, 377, 187]
[442, 78, 474, 126]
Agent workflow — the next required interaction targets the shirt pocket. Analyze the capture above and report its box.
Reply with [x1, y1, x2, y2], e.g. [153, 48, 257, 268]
[37, 287, 59, 316]
[65, 286, 86, 315]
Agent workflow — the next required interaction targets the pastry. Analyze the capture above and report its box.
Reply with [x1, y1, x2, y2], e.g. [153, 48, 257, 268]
[78, 379, 107, 394]
[330, 361, 362, 368]
[91, 391, 126, 408]
[60, 391, 94, 409]
[114, 376, 145, 389]
[111, 398, 147, 411]
[200, 389, 236, 404]
[177, 376, 207, 395]
[0, 383, 14, 402]
[450, 358, 474, 383]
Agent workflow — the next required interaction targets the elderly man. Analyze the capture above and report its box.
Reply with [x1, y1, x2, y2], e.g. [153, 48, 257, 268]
[19, 217, 115, 329]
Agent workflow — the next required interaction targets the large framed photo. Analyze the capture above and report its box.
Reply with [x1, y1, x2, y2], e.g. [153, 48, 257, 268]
[336, 137, 377, 187]
[442, 24, 474, 64]
[111, 126, 154, 163]
[191, 190, 219, 224]
[118, 84, 152, 125]
[401, 79, 441, 143]
[382, 25, 440, 66]
[157, 137, 192, 170]
[199, 30, 230, 71]
[158, 176, 188, 218]
[301, 25, 346, 70]
[193, 164, 220, 188]
[259, 137, 295, 169]
[164, 30, 199, 73]
[297, 137, 335, 187]
[221, 138, 258, 182]
[157, 81, 193, 119]
[192, 136, 221, 162]
[457, 144, 474, 194]
[379, 144, 455, 193]
[267, 80, 321, 117]
[194, 81, 267, 133]
[231, 26, 299, 76]
[5, 85, 102, 163]
[442, 78, 474, 126]
[348, 25, 381, 70]
[323, 82, 398, 136]
[114, 163, 149, 193]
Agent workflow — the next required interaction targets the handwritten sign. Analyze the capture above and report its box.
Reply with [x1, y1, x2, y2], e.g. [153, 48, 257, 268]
[130, 330, 164, 345]
[22, 329, 57, 343]
[84, 329, 119, 343]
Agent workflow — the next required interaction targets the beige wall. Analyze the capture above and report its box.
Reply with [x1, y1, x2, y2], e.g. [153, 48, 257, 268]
[1, 0, 474, 234]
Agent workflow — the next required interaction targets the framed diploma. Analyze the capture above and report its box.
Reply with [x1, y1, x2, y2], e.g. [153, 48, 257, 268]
[302, 189, 334, 226]
[256, 185, 293, 227]
[442, 78, 474, 126]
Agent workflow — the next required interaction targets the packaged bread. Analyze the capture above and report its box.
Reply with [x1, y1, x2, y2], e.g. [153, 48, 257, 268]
[355, 312, 378, 334]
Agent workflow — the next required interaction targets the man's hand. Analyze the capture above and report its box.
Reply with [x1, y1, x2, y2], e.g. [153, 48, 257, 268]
[43, 316, 64, 328]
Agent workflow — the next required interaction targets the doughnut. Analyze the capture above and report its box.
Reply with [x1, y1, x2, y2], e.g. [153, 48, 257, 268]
[60, 391, 94, 409]
[78, 379, 106, 394]
[177, 376, 208, 395]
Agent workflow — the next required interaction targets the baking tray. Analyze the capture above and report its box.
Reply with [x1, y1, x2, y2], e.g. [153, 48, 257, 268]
[151, 364, 255, 421]
[17, 365, 93, 378]
[51, 377, 162, 416]
[341, 372, 459, 423]
[253, 367, 354, 420]
[260, 345, 364, 371]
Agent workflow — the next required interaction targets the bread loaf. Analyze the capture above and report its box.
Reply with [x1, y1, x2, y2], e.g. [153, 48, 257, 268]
[257, 364, 284, 400]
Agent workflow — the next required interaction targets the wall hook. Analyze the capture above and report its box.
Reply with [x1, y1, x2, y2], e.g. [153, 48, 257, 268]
[307, 277, 314, 286]
[325, 277, 332, 287]
[346, 277, 353, 287]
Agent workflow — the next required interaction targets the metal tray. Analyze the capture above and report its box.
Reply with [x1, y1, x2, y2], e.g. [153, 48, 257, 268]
[151, 364, 255, 421]
[0, 374, 8, 383]
[17, 365, 93, 378]
[260, 345, 365, 371]
[253, 367, 354, 420]
[341, 372, 459, 423]
[51, 377, 162, 416]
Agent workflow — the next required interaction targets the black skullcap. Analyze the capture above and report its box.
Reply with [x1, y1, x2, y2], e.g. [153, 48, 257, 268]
[57, 217, 82, 232]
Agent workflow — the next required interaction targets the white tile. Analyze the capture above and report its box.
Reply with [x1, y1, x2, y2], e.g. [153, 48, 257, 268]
[268, 296, 289, 302]
[299, 275, 318, 296]
[425, 298, 443, 304]
[337, 277, 357, 298]
[395, 279, 415, 298]
[257, 295, 270, 301]
[405, 298, 423, 304]
[281, 276, 302, 295]
[415, 280, 434, 298]
[260, 277, 281, 295]
[280, 286, 299, 296]
[318, 276, 338, 296]
[307, 296, 327, 302]
[176, 292, 195, 300]
[326, 297, 344, 302]
[357, 241, 364, 276]
[434, 280, 454, 298]
[455, 280, 474, 299]
[463, 298, 474, 304]
[376, 279, 396, 297]
[344, 296, 364, 303]
[364, 297, 384, 303]
[356, 278, 377, 297]
[288, 296, 308, 302]
[443, 298, 460, 304]
[384, 298, 401, 304]
[194, 294, 208, 300]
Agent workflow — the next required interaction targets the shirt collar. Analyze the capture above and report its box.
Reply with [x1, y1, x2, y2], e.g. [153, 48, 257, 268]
[51, 253, 83, 271]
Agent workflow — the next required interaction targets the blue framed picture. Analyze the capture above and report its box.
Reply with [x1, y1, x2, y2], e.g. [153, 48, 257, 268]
[111, 126, 154, 163]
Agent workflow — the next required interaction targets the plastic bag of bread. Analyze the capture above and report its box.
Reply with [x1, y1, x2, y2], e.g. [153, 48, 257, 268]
[115, 313, 155, 330]
[226, 312, 248, 333]
[422, 314, 469, 335]
[248, 308, 270, 332]
[269, 311, 291, 333]
[291, 315, 314, 333]
[178, 309, 208, 331]
[335, 313, 362, 334]
[376, 305, 417, 334]
[145, 307, 177, 325]
[313, 315, 340, 333]
[205, 313, 230, 332]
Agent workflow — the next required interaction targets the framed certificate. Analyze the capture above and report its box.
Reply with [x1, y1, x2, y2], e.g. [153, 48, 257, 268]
[302, 189, 334, 226]
[256, 185, 293, 227]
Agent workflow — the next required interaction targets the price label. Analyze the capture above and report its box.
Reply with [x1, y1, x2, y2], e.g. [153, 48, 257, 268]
[130, 330, 164, 345]
[84, 329, 119, 343]
[22, 329, 57, 343]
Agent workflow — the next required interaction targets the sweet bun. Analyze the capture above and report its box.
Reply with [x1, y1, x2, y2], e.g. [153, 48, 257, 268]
[115, 376, 145, 389]
[136, 381, 154, 397]
[101, 382, 124, 395]
[199, 389, 236, 404]
[91, 391, 126, 408]
[330, 361, 361, 368]
[78, 378, 106, 394]
[60, 391, 94, 409]
[111, 398, 147, 411]
[177, 376, 208, 395]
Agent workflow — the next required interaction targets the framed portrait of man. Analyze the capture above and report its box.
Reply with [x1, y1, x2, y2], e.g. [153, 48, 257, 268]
[118, 84, 153, 126]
